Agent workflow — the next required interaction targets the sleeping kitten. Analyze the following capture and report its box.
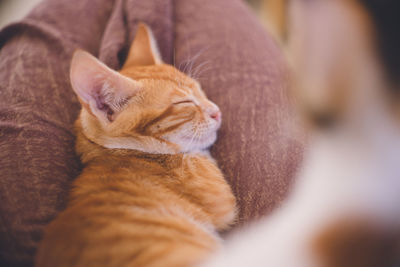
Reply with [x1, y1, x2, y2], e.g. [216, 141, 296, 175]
[203, 0, 400, 266]
[35, 23, 236, 267]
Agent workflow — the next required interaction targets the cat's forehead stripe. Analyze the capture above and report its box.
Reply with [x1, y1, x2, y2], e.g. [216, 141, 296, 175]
[121, 67, 198, 99]
[175, 88, 191, 97]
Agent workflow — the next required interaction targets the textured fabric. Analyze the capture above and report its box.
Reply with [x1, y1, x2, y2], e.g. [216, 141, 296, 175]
[0, 0, 304, 266]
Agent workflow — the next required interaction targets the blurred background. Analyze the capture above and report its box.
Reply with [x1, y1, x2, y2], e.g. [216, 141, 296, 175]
[0, 0, 42, 28]
[0, 0, 271, 30]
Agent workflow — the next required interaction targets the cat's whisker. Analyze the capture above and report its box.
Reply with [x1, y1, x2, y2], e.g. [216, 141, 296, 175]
[187, 49, 209, 77]
[188, 60, 196, 78]
[191, 61, 211, 79]
[180, 60, 189, 74]
[178, 60, 185, 73]
[192, 66, 213, 81]
[184, 127, 198, 151]
[179, 46, 210, 76]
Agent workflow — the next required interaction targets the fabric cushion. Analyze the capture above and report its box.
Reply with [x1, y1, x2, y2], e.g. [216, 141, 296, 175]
[0, 0, 304, 266]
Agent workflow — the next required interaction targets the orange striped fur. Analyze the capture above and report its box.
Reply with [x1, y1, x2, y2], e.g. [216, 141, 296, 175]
[35, 24, 236, 267]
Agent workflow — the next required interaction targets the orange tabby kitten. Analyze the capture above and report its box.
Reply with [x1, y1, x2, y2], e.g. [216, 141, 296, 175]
[35, 23, 236, 267]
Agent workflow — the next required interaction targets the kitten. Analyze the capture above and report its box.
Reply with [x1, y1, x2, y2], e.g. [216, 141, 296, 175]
[203, 1, 400, 267]
[35, 23, 236, 267]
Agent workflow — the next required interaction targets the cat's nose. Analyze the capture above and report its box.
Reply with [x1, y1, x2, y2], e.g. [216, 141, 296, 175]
[209, 110, 221, 122]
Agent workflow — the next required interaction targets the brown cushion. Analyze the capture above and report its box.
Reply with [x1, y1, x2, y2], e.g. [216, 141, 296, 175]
[0, 0, 304, 266]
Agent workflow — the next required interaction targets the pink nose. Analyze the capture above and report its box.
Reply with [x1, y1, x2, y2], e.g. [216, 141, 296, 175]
[210, 110, 221, 121]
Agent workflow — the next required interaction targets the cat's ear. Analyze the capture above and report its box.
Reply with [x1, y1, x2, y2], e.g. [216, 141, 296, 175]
[122, 23, 163, 68]
[70, 50, 141, 122]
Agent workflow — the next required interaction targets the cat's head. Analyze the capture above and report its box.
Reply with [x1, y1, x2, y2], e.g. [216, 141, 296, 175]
[70, 23, 221, 154]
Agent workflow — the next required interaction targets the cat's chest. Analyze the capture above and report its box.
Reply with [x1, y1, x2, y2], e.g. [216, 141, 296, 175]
[180, 153, 220, 177]
[158, 154, 225, 197]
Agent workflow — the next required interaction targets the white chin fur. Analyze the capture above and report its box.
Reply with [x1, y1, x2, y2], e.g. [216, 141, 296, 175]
[99, 131, 218, 154]
[174, 131, 218, 153]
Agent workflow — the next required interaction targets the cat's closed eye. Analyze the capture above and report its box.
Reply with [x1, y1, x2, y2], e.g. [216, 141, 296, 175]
[173, 100, 194, 105]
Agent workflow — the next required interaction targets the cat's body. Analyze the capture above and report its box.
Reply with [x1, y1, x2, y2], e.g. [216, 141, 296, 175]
[35, 24, 236, 267]
[37, 135, 233, 267]
[204, 1, 400, 267]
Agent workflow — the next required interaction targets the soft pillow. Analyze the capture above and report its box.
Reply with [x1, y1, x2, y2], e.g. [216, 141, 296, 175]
[0, 0, 303, 266]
